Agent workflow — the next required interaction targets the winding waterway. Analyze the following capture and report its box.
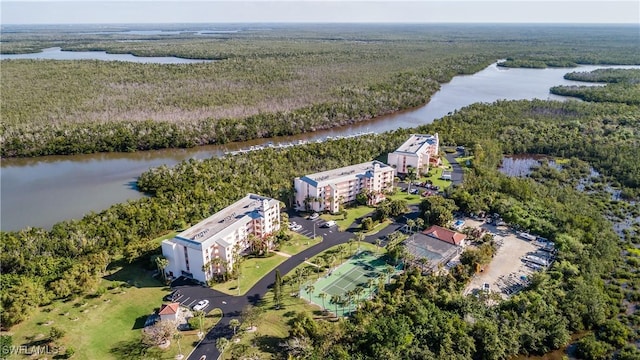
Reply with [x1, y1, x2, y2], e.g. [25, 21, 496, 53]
[1, 62, 638, 231]
[0, 47, 212, 63]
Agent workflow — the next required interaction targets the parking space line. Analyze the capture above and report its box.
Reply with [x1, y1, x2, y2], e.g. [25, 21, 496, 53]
[186, 299, 198, 308]
[180, 296, 190, 305]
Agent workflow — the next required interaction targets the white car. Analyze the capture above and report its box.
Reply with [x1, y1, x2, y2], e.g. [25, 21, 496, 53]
[193, 299, 209, 311]
[292, 224, 303, 231]
[288, 222, 297, 229]
[309, 213, 320, 220]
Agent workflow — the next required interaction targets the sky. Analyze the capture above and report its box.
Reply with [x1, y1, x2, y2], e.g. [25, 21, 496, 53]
[1, 1, 639, 25]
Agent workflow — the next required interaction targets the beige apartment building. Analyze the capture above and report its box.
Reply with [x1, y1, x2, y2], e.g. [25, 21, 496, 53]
[162, 193, 280, 283]
[294, 160, 395, 213]
[387, 133, 440, 175]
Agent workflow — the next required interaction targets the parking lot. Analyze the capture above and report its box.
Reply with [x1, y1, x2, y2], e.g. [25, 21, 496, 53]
[287, 213, 341, 239]
[170, 277, 232, 314]
[463, 220, 555, 299]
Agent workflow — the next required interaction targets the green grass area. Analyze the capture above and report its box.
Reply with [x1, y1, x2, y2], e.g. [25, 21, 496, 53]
[320, 206, 375, 230]
[148, 310, 222, 360]
[220, 289, 321, 360]
[421, 161, 453, 190]
[388, 192, 423, 205]
[6, 260, 174, 360]
[212, 254, 287, 296]
[362, 219, 393, 236]
[152, 231, 179, 246]
[279, 232, 322, 255]
[456, 155, 474, 168]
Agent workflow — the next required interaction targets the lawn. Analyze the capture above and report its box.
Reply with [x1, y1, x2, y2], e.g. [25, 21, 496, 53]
[320, 205, 375, 230]
[362, 219, 393, 236]
[279, 232, 322, 256]
[456, 155, 474, 168]
[5, 259, 193, 360]
[212, 254, 287, 296]
[152, 231, 179, 246]
[388, 192, 423, 205]
[220, 290, 320, 360]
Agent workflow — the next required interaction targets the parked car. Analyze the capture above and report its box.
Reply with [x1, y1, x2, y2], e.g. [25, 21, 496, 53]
[321, 220, 336, 228]
[309, 213, 320, 220]
[482, 283, 490, 293]
[409, 188, 419, 195]
[165, 290, 181, 302]
[292, 224, 303, 231]
[288, 222, 297, 229]
[193, 299, 209, 311]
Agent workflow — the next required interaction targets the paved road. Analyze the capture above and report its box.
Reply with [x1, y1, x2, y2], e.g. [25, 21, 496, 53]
[444, 150, 464, 185]
[183, 212, 403, 360]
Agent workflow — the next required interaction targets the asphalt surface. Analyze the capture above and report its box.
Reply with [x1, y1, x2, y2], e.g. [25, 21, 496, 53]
[444, 150, 465, 185]
[182, 211, 403, 360]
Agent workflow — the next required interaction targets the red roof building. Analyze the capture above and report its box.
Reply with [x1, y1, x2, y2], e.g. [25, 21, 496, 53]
[158, 302, 180, 322]
[422, 225, 467, 247]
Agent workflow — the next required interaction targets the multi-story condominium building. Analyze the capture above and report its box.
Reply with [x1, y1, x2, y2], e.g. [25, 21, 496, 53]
[161, 193, 280, 283]
[387, 133, 440, 175]
[294, 160, 395, 213]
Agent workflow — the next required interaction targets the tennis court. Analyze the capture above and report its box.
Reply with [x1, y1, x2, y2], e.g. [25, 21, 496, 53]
[300, 250, 396, 317]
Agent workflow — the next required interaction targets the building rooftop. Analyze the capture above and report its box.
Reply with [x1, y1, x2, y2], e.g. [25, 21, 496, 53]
[393, 134, 438, 154]
[404, 232, 459, 262]
[176, 193, 278, 244]
[158, 302, 180, 316]
[422, 225, 467, 246]
[299, 160, 391, 187]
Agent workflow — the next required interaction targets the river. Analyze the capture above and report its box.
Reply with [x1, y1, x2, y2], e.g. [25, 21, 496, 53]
[0, 47, 212, 64]
[1, 62, 638, 231]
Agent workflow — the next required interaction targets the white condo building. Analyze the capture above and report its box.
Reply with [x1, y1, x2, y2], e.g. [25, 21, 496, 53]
[161, 193, 280, 283]
[294, 160, 395, 213]
[387, 133, 440, 174]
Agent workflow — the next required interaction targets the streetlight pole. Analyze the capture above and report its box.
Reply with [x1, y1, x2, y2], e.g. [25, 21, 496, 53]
[314, 222, 316, 240]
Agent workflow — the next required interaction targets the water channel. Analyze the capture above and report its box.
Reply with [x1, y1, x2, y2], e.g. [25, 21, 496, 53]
[2, 62, 638, 231]
[0, 47, 213, 64]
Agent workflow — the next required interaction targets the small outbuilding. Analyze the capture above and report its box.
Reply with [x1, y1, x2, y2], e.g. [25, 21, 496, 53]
[158, 302, 180, 322]
[422, 225, 467, 247]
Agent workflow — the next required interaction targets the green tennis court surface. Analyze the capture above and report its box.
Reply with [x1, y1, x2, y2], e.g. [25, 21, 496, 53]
[300, 250, 397, 317]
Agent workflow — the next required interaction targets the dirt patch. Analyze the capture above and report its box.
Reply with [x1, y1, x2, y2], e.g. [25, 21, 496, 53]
[464, 221, 552, 299]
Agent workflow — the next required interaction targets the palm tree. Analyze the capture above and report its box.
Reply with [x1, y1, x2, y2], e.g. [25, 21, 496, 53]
[318, 291, 328, 312]
[229, 318, 241, 336]
[367, 278, 375, 289]
[406, 166, 417, 194]
[294, 268, 304, 292]
[356, 232, 365, 252]
[415, 217, 425, 232]
[406, 219, 416, 234]
[193, 310, 205, 336]
[305, 284, 315, 302]
[375, 238, 383, 255]
[385, 264, 395, 284]
[328, 254, 337, 270]
[216, 337, 230, 356]
[155, 256, 169, 283]
[330, 295, 341, 318]
[354, 286, 365, 304]
[314, 257, 325, 279]
[173, 333, 183, 357]
[347, 237, 355, 255]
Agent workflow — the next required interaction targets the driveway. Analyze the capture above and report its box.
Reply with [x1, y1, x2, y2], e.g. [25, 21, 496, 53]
[184, 212, 406, 360]
[444, 151, 464, 185]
